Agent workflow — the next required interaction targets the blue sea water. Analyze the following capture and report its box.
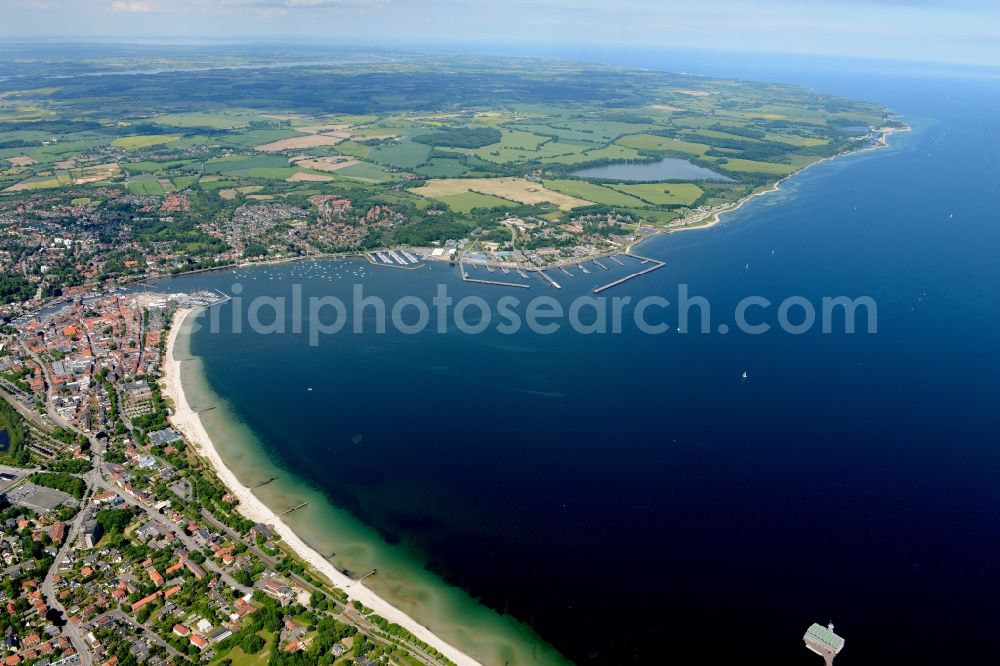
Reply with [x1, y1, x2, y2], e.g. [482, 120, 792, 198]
[153, 57, 1000, 664]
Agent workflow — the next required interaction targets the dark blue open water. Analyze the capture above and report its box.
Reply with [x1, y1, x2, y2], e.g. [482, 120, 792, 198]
[154, 58, 1000, 664]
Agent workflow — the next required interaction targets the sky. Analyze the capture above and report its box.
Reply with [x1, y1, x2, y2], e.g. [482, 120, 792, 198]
[2, 0, 999, 67]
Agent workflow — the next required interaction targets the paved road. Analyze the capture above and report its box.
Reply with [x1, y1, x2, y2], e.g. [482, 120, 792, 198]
[104, 609, 185, 661]
[41, 503, 94, 666]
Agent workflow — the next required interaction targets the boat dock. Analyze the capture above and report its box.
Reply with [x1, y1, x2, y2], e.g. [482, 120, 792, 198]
[366, 249, 424, 269]
[537, 270, 562, 289]
[517, 268, 530, 279]
[559, 266, 573, 277]
[609, 255, 625, 266]
[593, 259, 609, 271]
[592, 254, 666, 293]
[577, 263, 591, 274]
[460, 262, 530, 289]
[252, 477, 277, 489]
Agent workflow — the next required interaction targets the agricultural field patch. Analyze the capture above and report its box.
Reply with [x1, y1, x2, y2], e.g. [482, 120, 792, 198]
[608, 182, 704, 206]
[543, 179, 649, 207]
[289, 156, 360, 172]
[411, 177, 592, 211]
[126, 173, 165, 195]
[255, 132, 347, 152]
[112, 134, 182, 150]
[331, 161, 391, 182]
[438, 191, 520, 213]
[414, 158, 468, 178]
[539, 144, 644, 166]
[617, 134, 712, 157]
[363, 139, 432, 168]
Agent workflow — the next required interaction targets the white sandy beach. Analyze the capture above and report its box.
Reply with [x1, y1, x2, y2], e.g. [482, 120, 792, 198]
[161, 307, 481, 666]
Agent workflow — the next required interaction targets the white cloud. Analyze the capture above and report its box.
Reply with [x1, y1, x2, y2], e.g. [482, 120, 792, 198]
[110, 0, 161, 11]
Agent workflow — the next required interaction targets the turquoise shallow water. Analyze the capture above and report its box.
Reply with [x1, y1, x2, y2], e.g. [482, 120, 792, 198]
[149, 63, 1000, 665]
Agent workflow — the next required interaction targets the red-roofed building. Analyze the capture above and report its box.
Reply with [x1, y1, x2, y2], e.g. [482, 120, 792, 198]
[148, 569, 164, 587]
[130, 591, 161, 613]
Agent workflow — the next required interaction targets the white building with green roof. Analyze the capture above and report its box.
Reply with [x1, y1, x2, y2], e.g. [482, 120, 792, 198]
[804, 623, 845, 664]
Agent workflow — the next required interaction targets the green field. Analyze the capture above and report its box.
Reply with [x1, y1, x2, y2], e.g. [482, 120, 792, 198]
[543, 179, 648, 207]
[439, 191, 519, 212]
[609, 183, 704, 206]
[538, 144, 644, 166]
[126, 174, 166, 195]
[364, 139, 432, 169]
[617, 134, 712, 157]
[414, 157, 469, 178]
[204, 155, 288, 175]
[112, 134, 182, 150]
[333, 161, 391, 182]
[152, 111, 257, 129]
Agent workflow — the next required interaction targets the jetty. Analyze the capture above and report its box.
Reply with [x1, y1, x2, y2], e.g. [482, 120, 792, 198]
[537, 270, 562, 289]
[577, 263, 591, 274]
[592, 254, 666, 293]
[193, 405, 217, 414]
[460, 261, 530, 288]
[276, 501, 308, 517]
[357, 569, 378, 583]
[252, 477, 277, 489]
[593, 259, 609, 271]
[516, 268, 530, 279]
[609, 255, 625, 266]
[559, 266, 573, 277]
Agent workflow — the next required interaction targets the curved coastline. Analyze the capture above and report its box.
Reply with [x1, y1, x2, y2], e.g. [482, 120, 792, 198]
[628, 123, 911, 252]
[161, 307, 568, 666]
[152, 125, 909, 666]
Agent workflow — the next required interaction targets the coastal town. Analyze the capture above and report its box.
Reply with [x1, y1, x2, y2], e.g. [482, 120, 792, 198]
[0, 43, 909, 666]
[0, 286, 467, 666]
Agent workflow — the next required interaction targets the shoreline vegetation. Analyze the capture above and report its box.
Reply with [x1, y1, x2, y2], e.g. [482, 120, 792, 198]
[152, 123, 908, 666]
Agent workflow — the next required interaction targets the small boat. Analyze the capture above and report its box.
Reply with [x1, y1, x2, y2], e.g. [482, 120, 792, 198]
[741, 371, 748, 380]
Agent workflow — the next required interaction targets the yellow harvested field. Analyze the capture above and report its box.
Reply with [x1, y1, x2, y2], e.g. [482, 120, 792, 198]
[649, 104, 683, 112]
[295, 124, 351, 134]
[411, 177, 593, 211]
[255, 133, 349, 152]
[71, 162, 119, 184]
[677, 89, 711, 96]
[289, 156, 360, 172]
[54, 159, 76, 169]
[6, 156, 36, 166]
[286, 172, 333, 182]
